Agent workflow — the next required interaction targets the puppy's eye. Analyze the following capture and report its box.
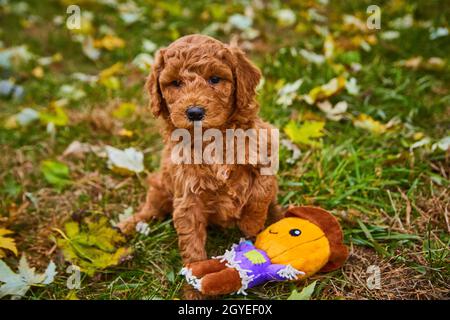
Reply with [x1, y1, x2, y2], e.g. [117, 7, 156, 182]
[208, 76, 221, 85]
[289, 229, 301, 237]
[171, 80, 182, 87]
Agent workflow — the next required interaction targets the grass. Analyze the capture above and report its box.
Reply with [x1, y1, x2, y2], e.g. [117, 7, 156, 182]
[0, 0, 449, 299]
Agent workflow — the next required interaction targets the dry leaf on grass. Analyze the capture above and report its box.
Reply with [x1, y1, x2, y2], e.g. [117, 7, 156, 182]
[284, 120, 325, 148]
[106, 146, 144, 175]
[0, 228, 18, 258]
[0, 255, 56, 299]
[54, 216, 131, 276]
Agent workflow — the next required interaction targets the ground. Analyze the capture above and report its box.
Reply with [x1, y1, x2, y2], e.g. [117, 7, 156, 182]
[0, 0, 449, 300]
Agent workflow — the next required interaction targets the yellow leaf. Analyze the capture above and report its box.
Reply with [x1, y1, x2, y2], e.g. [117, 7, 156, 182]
[99, 62, 124, 80]
[304, 76, 346, 105]
[117, 129, 134, 137]
[324, 34, 335, 59]
[284, 120, 325, 148]
[353, 114, 387, 134]
[112, 102, 136, 119]
[32, 66, 44, 78]
[39, 101, 69, 126]
[94, 35, 125, 51]
[413, 132, 424, 140]
[0, 228, 18, 257]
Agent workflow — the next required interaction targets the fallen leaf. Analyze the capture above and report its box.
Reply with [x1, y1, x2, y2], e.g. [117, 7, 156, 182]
[284, 120, 325, 148]
[112, 102, 136, 119]
[94, 35, 125, 51]
[142, 39, 157, 53]
[117, 128, 134, 137]
[132, 53, 154, 72]
[299, 49, 325, 65]
[31, 66, 44, 78]
[432, 136, 450, 151]
[430, 27, 448, 40]
[4, 107, 39, 128]
[228, 14, 252, 30]
[58, 84, 86, 101]
[303, 76, 346, 105]
[287, 281, 317, 300]
[397, 56, 446, 71]
[106, 146, 144, 175]
[281, 139, 301, 164]
[0, 79, 24, 100]
[324, 34, 335, 59]
[99, 62, 124, 80]
[410, 137, 431, 151]
[0, 228, 18, 258]
[62, 141, 93, 158]
[0, 255, 56, 299]
[54, 216, 131, 276]
[39, 101, 69, 126]
[275, 9, 296, 27]
[276, 79, 303, 107]
[0, 45, 34, 69]
[41, 160, 71, 190]
[81, 36, 101, 61]
[118, 1, 144, 25]
[353, 114, 387, 134]
[345, 77, 360, 95]
[317, 100, 348, 121]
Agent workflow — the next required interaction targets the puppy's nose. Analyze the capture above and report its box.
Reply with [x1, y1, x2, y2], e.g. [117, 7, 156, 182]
[186, 106, 205, 121]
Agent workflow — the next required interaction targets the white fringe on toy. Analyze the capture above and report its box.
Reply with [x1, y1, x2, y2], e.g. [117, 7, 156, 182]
[180, 267, 202, 291]
[213, 240, 254, 295]
[277, 264, 305, 280]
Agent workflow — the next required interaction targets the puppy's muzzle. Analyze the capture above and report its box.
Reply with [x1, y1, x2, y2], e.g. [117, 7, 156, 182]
[186, 106, 205, 121]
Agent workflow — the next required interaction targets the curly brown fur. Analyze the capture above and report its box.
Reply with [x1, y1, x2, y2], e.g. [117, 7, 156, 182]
[118, 35, 278, 270]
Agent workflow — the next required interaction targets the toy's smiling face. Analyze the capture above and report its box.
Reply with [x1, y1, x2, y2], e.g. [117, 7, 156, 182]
[255, 217, 331, 275]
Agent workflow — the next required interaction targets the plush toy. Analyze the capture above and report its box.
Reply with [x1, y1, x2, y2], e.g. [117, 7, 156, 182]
[180, 206, 348, 296]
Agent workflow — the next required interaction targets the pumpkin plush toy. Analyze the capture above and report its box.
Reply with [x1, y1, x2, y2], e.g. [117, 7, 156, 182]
[180, 206, 349, 296]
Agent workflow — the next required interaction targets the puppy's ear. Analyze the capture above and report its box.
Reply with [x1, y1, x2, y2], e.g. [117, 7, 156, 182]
[230, 46, 261, 119]
[146, 48, 168, 118]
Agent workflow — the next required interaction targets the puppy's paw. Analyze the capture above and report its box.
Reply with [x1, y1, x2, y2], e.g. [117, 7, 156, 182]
[116, 217, 137, 235]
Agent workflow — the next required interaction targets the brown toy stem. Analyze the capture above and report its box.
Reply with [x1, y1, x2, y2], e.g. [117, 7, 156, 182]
[200, 267, 242, 295]
[184, 259, 242, 296]
[186, 259, 228, 278]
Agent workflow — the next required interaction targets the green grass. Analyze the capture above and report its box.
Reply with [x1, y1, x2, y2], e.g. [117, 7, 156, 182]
[0, 0, 449, 299]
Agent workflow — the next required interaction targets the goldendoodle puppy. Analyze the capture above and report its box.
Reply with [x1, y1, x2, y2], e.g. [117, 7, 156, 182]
[119, 34, 279, 271]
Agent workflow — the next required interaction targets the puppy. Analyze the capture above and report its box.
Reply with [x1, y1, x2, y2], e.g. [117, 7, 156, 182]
[119, 34, 278, 267]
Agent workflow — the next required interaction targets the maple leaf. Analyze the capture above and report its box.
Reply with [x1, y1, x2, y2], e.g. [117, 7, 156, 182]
[0, 255, 56, 299]
[284, 120, 325, 148]
[353, 114, 387, 134]
[40, 160, 72, 190]
[303, 76, 346, 105]
[0, 228, 18, 258]
[287, 281, 317, 300]
[54, 216, 131, 276]
[317, 100, 348, 121]
[105, 146, 144, 175]
[94, 35, 125, 51]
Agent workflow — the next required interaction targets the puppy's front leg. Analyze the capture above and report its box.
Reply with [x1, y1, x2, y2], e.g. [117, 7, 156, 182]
[117, 173, 172, 234]
[173, 196, 207, 263]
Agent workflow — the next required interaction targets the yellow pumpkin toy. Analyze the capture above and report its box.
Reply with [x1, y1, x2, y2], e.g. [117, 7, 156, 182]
[181, 206, 349, 296]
